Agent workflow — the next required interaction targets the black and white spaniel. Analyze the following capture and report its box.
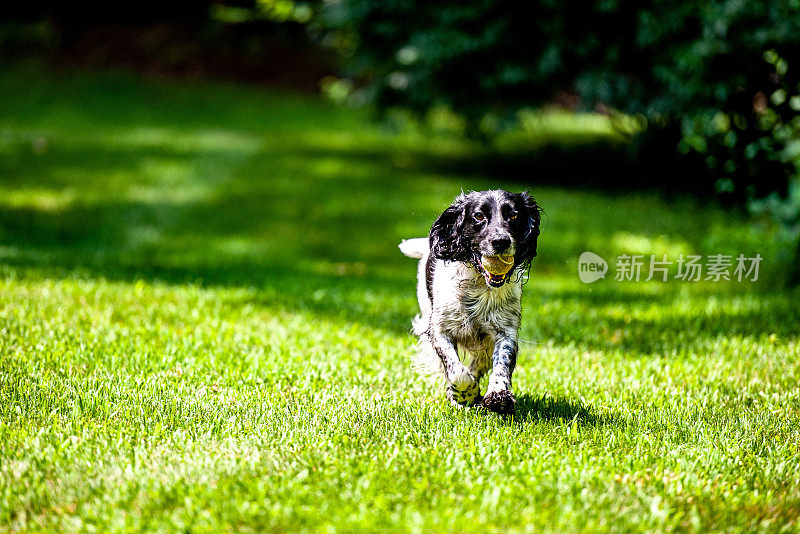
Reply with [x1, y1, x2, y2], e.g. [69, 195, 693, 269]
[399, 190, 541, 414]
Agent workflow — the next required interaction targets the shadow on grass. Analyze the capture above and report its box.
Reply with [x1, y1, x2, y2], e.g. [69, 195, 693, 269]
[2, 194, 795, 347]
[1, 74, 795, 346]
[0, 253, 419, 336]
[2, 201, 795, 347]
[510, 393, 619, 427]
[527, 284, 800, 354]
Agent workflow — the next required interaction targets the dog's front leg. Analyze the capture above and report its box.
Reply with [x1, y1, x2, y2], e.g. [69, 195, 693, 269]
[431, 330, 480, 407]
[483, 336, 518, 414]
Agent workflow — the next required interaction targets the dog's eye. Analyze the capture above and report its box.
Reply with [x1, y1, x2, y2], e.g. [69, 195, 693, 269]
[474, 213, 485, 222]
[508, 212, 518, 220]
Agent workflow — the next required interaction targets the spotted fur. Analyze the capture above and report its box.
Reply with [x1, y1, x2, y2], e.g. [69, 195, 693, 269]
[399, 190, 541, 415]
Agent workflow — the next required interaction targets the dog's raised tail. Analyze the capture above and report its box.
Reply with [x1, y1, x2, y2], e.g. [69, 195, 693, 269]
[398, 237, 428, 259]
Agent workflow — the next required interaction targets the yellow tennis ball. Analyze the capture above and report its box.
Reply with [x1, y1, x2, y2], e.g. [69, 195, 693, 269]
[482, 255, 514, 275]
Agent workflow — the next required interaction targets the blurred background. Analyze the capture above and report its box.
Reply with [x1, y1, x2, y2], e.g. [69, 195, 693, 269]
[1, 0, 799, 288]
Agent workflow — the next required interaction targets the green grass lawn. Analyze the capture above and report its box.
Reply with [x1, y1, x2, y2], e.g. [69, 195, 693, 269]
[1, 61, 799, 532]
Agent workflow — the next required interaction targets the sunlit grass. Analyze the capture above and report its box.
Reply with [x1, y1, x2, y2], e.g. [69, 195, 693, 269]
[1, 62, 799, 532]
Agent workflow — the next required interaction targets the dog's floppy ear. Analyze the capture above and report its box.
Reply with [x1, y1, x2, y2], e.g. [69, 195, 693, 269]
[515, 191, 541, 267]
[429, 198, 469, 262]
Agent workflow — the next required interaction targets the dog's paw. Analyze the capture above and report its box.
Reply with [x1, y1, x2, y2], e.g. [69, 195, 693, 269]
[450, 368, 476, 390]
[482, 390, 516, 415]
[447, 369, 480, 405]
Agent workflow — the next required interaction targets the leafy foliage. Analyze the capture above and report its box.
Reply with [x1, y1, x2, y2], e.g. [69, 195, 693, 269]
[323, 1, 800, 203]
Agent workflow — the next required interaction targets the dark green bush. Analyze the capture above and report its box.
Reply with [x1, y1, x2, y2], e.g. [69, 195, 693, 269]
[323, 1, 799, 199]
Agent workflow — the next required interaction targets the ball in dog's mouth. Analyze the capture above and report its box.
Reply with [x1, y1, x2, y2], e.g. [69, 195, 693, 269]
[480, 254, 514, 287]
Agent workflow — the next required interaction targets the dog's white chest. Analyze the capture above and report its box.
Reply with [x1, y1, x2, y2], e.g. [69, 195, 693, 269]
[432, 260, 522, 344]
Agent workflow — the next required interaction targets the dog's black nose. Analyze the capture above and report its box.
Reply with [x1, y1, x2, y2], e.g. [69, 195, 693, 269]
[491, 236, 511, 253]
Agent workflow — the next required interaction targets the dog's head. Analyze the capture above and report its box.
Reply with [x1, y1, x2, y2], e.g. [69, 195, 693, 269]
[429, 190, 541, 287]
